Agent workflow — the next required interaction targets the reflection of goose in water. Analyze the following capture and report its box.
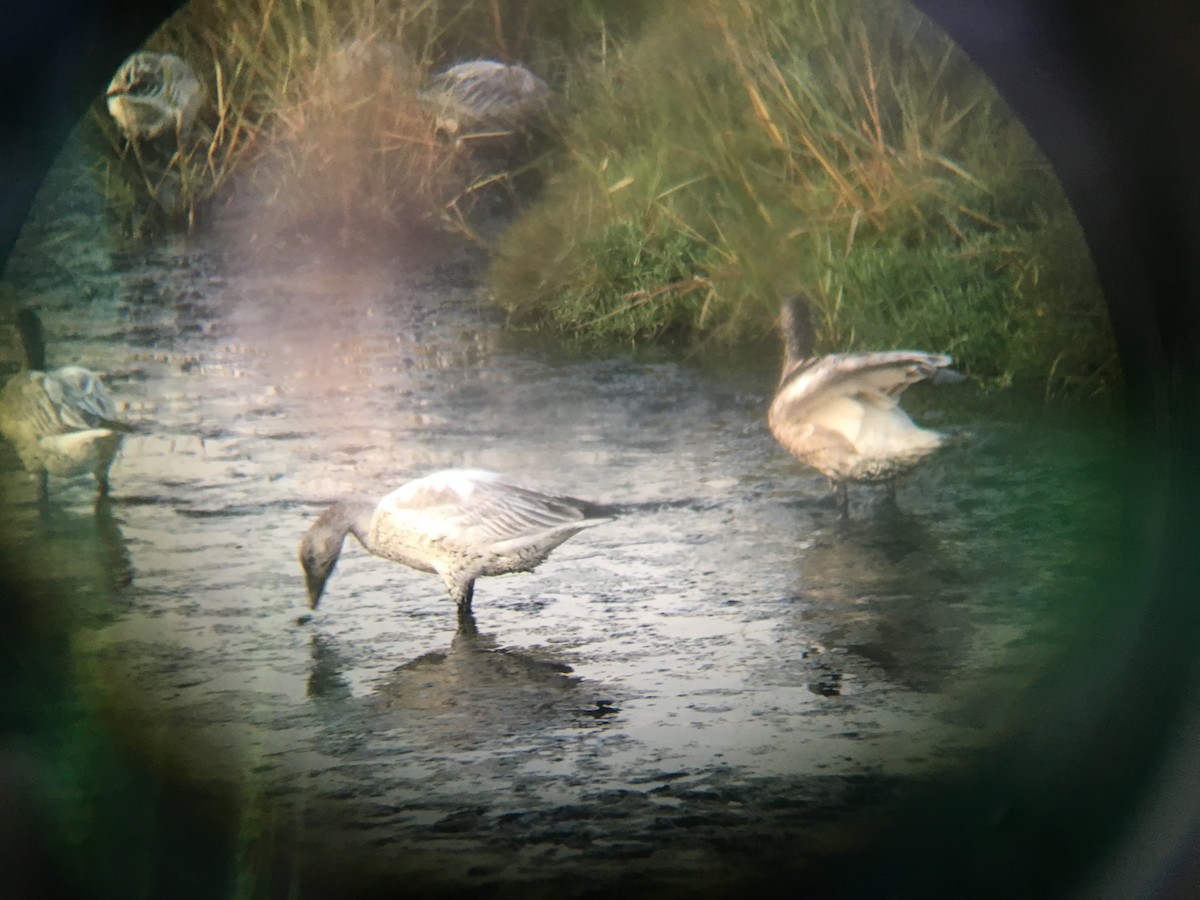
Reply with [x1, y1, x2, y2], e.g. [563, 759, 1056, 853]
[769, 295, 962, 515]
[784, 507, 970, 695]
[306, 632, 355, 702]
[369, 624, 616, 741]
[299, 469, 615, 629]
[2, 497, 134, 622]
[303, 621, 609, 744]
[0, 310, 132, 510]
[106, 51, 203, 143]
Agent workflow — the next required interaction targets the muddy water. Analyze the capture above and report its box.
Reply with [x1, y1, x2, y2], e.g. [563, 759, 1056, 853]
[1, 138, 1125, 897]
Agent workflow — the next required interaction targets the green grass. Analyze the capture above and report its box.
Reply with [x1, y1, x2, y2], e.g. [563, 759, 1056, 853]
[87, 0, 647, 240]
[488, 0, 1116, 396]
[83, 0, 1116, 396]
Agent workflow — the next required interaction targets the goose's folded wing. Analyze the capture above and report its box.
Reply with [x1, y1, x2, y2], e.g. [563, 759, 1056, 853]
[42, 368, 123, 431]
[423, 62, 548, 121]
[380, 473, 608, 547]
[775, 352, 956, 419]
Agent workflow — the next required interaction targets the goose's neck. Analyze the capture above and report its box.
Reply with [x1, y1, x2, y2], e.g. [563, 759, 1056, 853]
[779, 295, 816, 371]
[16, 310, 46, 371]
[328, 496, 376, 550]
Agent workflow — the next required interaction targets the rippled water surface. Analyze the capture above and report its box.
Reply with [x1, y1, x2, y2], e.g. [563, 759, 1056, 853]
[1, 138, 1126, 897]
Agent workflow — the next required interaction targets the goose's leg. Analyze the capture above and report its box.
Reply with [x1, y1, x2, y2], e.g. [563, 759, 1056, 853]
[456, 604, 479, 636]
[453, 581, 478, 634]
[835, 482, 849, 518]
[457, 580, 475, 616]
[95, 464, 111, 499]
[35, 470, 50, 518]
[443, 573, 477, 621]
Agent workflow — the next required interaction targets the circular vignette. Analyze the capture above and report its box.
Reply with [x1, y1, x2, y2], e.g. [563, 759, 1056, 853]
[1, 1, 1197, 899]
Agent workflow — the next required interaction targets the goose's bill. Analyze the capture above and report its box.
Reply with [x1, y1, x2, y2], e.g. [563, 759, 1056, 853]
[929, 367, 966, 385]
[304, 567, 330, 609]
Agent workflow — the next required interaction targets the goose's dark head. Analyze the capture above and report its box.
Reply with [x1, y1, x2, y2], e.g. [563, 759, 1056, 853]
[779, 294, 817, 368]
[106, 54, 163, 98]
[298, 517, 346, 609]
[299, 499, 375, 609]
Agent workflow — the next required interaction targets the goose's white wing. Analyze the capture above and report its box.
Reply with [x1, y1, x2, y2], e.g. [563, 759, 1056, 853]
[773, 351, 955, 422]
[43, 367, 120, 430]
[374, 470, 607, 552]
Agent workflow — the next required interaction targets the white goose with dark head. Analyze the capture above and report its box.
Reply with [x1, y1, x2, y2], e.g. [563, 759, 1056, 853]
[768, 295, 962, 514]
[0, 309, 131, 509]
[299, 469, 614, 631]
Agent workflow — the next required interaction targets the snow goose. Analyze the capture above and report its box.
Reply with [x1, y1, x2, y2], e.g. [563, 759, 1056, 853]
[768, 295, 962, 513]
[0, 310, 130, 507]
[299, 469, 614, 627]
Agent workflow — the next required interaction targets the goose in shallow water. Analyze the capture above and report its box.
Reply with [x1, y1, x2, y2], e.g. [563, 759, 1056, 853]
[0, 310, 131, 507]
[106, 51, 203, 143]
[768, 295, 962, 514]
[299, 469, 614, 628]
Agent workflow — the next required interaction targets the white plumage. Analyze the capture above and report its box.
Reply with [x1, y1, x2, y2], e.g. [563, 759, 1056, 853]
[768, 295, 961, 512]
[299, 469, 613, 629]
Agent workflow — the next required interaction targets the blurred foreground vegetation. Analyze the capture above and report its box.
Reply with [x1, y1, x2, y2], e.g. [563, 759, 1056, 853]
[89, 0, 1115, 397]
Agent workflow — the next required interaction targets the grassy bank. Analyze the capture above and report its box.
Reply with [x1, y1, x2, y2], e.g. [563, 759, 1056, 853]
[487, 0, 1115, 396]
[86, 0, 1115, 396]
[88, 0, 648, 238]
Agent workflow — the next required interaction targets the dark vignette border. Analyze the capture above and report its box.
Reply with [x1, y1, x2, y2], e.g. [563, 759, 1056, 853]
[1, 1, 1198, 897]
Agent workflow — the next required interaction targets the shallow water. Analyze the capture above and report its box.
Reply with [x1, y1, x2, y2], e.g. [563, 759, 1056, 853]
[0, 136, 1126, 897]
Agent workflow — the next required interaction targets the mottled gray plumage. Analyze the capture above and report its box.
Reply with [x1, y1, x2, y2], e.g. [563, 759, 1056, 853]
[106, 51, 203, 142]
[0, 310, 130, 506]
[299, 469, 613, 628]
[768, 295, 961, 512]
[421, 59, 551, 140]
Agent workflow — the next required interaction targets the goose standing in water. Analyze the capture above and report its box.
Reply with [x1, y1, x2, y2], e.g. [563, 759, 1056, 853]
[0, 310, 130, 509]
[299, 469, 614, 630]
[768, 295, 962, 514]
[106, 51, 203, 144]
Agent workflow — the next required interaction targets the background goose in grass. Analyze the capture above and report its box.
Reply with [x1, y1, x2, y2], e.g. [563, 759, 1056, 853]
[420, 59, 552, 145]
[0, 309, 131, 509]
[768, 295, 962, 514]
[106, 51, 203, 144]
[299, 469, 614, 631]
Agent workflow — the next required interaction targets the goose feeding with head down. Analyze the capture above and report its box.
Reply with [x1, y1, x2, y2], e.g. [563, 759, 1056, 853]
[0, 309, 131, 509]
[768, 295, 962, 514]
[299, 469, 615, 629]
